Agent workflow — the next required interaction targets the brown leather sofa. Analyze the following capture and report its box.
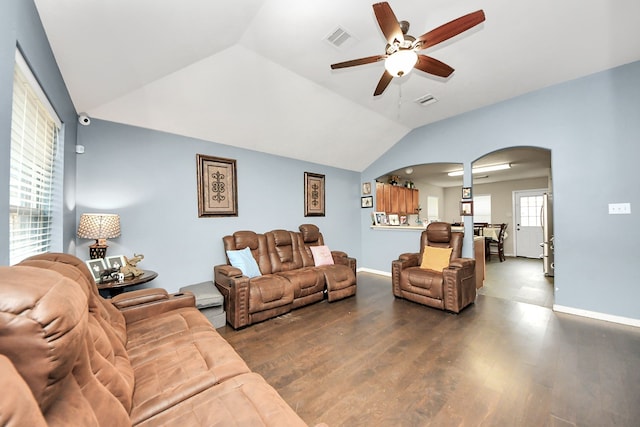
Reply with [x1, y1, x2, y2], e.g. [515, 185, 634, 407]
[0, 253, 324, 426]
[214, 224, 357, 329]
[391, 222, 476, 313]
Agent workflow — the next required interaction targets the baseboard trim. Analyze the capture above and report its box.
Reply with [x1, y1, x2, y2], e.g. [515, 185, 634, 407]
[357, 267, 391, 277]
[553, 304, 640, 328]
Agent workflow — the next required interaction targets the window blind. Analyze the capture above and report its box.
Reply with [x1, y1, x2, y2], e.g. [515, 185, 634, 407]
[9, 51, 62, 265]
[473, 194, 492, 224]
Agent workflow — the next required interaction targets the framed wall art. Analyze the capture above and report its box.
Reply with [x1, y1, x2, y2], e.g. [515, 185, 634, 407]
[197, 154, 238, 217]
[460, 200, 474, 216]
[462, 187, 472, 199]
[362, 182, 372, 195]
[304, 172, 325, 216]
[361, 196, 373, 208]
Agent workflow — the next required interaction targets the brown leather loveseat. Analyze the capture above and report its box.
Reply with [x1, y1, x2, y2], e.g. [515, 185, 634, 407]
[214, 224, 357, 329]
[0, 253, 324, 426]
[391, 222, 476, 313]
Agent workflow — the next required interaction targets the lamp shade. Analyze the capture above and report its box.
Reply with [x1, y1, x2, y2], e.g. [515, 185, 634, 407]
[384, 50, 418, 77]
[77, 213, 121, 239]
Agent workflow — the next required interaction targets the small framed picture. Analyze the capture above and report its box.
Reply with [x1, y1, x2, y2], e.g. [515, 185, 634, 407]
[400, 215, 408, 225]
[388, 214, 400, 226]
[373, 211, 387, 225]
[362, 182, 372, 195]
[460, 200, 474, 216]
[361, 196, 373, 208]
[462, 187, 472, 199]
[85, 258, 107, 282]
[105, 255, 126, 270]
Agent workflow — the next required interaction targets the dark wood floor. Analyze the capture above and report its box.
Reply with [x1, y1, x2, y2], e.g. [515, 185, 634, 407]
[218, 265, 640, 427]
[479, 257, 555, 308]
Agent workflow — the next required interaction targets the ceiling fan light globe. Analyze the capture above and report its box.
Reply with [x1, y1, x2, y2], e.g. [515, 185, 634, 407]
[384, 50, 418, 77]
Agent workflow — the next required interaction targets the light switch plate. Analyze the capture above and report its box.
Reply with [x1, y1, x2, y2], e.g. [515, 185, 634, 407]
[608, 203, 631, 214]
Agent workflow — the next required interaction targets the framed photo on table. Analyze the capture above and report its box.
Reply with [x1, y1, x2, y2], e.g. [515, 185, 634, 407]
[388, 214, 400, 226]
[85, 258, 107, 282]
[105, 255, 126, 270]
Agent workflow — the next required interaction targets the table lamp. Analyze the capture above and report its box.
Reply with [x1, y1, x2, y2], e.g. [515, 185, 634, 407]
[77, 213, 121, 259]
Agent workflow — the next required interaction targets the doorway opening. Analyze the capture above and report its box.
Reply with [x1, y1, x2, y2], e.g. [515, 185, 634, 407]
[472, 147, 554, 308]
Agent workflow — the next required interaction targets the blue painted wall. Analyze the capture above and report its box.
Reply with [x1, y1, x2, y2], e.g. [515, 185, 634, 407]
[0, 0, 78, 264]
[2, 1, 639, 322]
[76, 120, 361, 292]
[362, 61, 640, 320]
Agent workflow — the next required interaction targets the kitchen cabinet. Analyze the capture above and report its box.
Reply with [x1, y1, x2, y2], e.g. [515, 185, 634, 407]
[375, 182, 418, 215]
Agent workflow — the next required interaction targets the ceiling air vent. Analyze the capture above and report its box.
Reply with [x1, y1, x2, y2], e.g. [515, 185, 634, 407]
[325, 26, 353, 48]
[415, 93, 438, 107]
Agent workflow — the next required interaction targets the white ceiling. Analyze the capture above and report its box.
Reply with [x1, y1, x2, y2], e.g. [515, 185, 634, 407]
[35, 0, 640, 174]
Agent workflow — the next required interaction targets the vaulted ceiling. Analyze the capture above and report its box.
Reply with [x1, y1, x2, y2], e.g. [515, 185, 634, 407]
[35, 0, 640, 173]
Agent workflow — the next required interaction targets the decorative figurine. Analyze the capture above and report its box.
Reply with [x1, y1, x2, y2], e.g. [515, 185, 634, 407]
[121, 253, 145, 278]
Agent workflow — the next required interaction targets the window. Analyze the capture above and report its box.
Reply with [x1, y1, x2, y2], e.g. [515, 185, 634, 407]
[9, 51, 62, 265]
[427, 196, 439, 222]
[473, 194, 492, 223]
[519, 195, 543, 227]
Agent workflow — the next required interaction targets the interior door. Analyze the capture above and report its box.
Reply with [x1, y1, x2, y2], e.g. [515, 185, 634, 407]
[514, 190, 545, 258]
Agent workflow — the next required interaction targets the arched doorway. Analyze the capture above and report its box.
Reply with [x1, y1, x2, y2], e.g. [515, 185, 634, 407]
[471, 147, 554, 307]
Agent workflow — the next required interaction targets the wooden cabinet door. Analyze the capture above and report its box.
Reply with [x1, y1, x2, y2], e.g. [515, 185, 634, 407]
[398, 187, 407, 214]
[410, 189, 419, 214]
[390, 185, 400, 213]
[375, 182, 385, 211]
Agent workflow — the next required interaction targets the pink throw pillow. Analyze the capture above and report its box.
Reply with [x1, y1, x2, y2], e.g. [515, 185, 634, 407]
[310, 245, 334, 266]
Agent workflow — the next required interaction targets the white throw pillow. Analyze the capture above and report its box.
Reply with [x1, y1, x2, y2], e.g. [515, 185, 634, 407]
[226, 247, 262, 278]
[310, 245, 334, 266]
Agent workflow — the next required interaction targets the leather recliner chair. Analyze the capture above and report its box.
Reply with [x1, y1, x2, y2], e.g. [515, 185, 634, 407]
[391, 222, 476, 313]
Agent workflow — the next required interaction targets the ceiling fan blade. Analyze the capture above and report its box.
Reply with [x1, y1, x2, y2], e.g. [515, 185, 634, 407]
[331, 55, 386, 69]
[374, 71, 393, 96]
[373, 2, 404, 44]
[414, 55, 454, 78]
[416, 10, 485, 50]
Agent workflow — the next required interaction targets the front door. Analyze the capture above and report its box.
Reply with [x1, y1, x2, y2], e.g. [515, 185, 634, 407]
[513, 189, 545, 258]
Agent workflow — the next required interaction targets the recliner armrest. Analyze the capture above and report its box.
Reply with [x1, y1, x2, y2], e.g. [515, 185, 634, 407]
[449, 257, 475, 270]
[214, 264, 245, 288]
[331, 254, 356, 274]
[111, 288, 169, 308]
[330, 250, 348, 259]
[398, 252, 420, 263]
[215, 264, 243, 277]
[111, 290, 196, 324]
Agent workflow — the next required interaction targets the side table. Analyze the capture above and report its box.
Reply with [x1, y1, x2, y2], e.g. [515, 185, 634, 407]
[98, 270, 158, 298]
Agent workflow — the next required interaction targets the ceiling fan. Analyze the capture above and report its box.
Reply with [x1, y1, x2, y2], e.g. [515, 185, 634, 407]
[330, 2, 485, 96]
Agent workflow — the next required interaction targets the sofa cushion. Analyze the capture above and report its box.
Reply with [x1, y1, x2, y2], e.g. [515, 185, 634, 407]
[226, 247, 262, 278]
[266, 230, 304, 272]
[310, 245, 334, 266]
[248, 275, 294, 313]
[134, 373, 309, 427]
[420, 246, 453, 272]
